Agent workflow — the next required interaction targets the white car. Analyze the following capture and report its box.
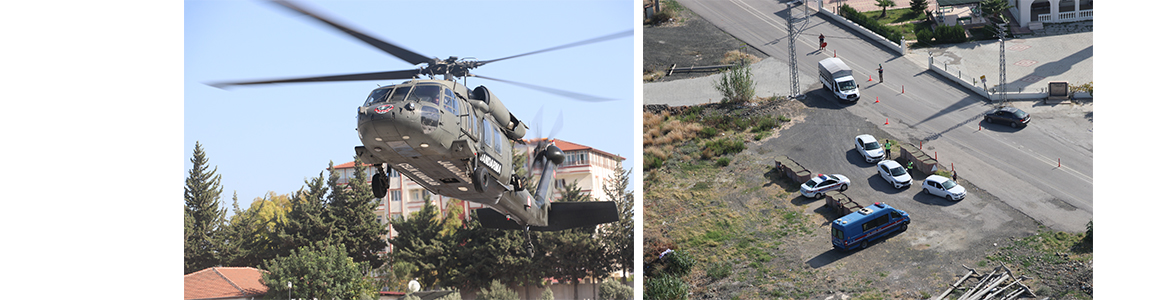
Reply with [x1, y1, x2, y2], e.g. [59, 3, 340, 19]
[854, 134, 885, 163]
[923, 175, 966, 201]
[800, 174, 850, 199]
[877, 160, 912, 189]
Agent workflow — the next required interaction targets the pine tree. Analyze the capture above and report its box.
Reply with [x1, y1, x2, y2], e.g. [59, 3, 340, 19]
[184, 141, 226, 274]
[546, 180, 612, 299]
[389, 201, 448, 289]
[909, 0, 929, 17]
[601, 163, 634, 282]
[217, 192, 254, 267]
[277, 172, 333, 258]
[326, 159, 389, 269]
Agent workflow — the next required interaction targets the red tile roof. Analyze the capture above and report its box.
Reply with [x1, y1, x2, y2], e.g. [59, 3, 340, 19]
[522, 138, 624, 160]
[184, 267, 269, 300]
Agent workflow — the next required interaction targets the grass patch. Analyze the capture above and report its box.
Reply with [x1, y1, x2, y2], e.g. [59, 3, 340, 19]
[858, 7, 931, 42]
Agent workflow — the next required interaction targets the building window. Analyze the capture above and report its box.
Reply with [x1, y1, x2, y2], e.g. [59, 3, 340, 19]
[391, 190, 402, 202]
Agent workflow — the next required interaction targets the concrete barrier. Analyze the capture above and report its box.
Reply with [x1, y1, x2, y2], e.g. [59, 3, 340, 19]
[900, 146, 939, 175]
[775, 155, 814, 184]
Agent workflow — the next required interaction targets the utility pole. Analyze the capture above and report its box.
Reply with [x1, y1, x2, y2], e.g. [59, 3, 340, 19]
[998, 22, 1007, 104]
[788, 7, 800, 99]
[787, 1, 811, 99]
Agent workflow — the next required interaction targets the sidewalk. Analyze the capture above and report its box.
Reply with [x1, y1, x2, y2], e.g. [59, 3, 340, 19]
[904, 28, 1093, 98]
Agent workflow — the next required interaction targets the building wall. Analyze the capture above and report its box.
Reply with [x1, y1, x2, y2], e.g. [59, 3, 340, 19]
[1010, 0, 1093, 25]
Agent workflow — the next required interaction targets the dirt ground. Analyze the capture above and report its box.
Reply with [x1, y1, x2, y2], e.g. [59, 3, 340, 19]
[643, 7, 766, 82]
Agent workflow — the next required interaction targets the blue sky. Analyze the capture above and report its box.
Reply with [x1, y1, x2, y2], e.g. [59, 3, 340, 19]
[185, 0, 640, 208]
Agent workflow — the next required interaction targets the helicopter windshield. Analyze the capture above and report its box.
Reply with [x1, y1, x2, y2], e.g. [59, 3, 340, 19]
[408, 85, 443, 105]
[386, 87, 409, 103]
[363, 88, 392, 106]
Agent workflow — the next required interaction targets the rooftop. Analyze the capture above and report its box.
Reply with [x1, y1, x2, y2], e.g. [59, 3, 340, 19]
[184, 267, 269, 300]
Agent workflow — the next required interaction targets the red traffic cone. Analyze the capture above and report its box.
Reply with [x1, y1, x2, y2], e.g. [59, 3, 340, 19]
[875, 96, 879, 103]
[868, 75, 873, 82]
[884, 118, 889, 125]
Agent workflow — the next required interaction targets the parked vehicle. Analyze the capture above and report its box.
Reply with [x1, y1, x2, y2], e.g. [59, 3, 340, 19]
[801, 174, 850, 199]
[877, 160, 912, 189]
[923, 175, 966, 201]
[818, 57, 859, 101]
[854, 134, 884, 163]
[983, 107, 1030, 128]
[831, 202, 909, 251]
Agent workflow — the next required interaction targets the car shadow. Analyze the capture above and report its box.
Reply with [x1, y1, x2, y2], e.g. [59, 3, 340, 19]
[799, 89, 857, 109]
[807, 247, 853, 269]
[912, 189, 962, 206]
[806, 227, 908, 269]
[978, 119, 1025, 132]
[867, 174, 909, 195]
[844, 148, 875, 168]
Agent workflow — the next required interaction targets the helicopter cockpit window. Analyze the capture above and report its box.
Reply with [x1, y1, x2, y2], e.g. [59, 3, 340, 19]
[408, 85, 442, 105]
[442, 88, 459, 114]
[363, 88, 392, 106]
[386, 87, 409, 103]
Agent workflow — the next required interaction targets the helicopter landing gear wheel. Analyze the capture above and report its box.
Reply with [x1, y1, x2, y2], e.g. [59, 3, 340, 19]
[371, 166, 388, 199]
[471, 167, 488, 193]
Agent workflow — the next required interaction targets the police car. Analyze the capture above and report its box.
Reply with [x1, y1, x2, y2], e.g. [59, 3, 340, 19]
[801, 174, 850, 199]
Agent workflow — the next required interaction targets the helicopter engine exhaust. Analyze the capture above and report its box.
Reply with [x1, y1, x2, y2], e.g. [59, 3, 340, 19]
[471, 86, 527, 140]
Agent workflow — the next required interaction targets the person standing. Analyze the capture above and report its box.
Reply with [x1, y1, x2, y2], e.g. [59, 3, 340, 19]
[819, 33, 825, 50]
[877, 64, 884, 83]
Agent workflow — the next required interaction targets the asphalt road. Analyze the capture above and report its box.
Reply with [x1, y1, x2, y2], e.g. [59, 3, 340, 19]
[670, 0, 1092, 232]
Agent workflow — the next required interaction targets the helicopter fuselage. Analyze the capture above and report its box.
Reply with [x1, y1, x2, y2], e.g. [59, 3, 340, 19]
[354, 79, 546, 223]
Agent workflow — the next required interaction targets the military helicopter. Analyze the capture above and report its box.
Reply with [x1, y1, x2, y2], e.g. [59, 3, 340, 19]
[209, 0, 625, 242]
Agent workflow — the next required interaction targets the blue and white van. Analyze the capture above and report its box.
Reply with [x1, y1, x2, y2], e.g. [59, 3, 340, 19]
[831, 202, 910, 251]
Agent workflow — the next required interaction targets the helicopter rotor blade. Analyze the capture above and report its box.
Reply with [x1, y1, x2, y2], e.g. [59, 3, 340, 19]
[269, 0, 432, 65]
[470, 74, 617, 102]
[476, 29, 633, 66]
[548, 110, 564, 140]
[209, 69, 420, 88]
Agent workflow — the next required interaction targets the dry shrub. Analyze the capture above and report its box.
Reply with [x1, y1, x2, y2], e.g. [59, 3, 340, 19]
[651, 120, 700, 146]
[720, 50, 760, 65]
[645, 146, 671, 161]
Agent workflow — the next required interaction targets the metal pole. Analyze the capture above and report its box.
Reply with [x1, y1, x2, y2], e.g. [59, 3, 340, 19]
[788, 5, 800, 99]
[998, 22, 1007, 103]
